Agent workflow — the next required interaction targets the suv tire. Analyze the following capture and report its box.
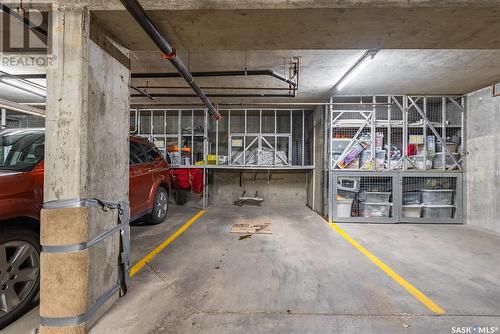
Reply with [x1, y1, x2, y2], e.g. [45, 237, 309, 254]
[0, 226, 40, 329]
[145, 187, 169, 225]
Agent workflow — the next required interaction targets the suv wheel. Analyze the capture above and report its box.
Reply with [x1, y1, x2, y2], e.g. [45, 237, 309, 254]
[0, 227, 40, 329]
[145, 187, 169, 225]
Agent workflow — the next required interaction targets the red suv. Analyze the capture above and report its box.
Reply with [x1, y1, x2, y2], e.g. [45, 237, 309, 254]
[0, 128, 172, 328]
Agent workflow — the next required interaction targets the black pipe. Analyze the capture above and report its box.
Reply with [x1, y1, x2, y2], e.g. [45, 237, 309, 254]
[131, 85, 154, 100]
[0, 73, 46, 79]
[131, 93, 295, 98]
[119, 0, 220, 119]
[134, 85, 292, 91]
[131, 69, 296, 87]
[4, 70, 297, 88]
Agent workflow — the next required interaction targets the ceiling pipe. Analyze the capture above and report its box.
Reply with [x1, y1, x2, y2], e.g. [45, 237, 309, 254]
[131, 85, 154, 100]
[131, 102, 392, 107]
[0, 74, 46, 79]
[119, 0, 221, 120]
[134, 85, 292, 91]
[132, 69, 296, 87]
[131, 93, 295, 98]
[7, 70, 298, 89]
[0, 97, 46, 117]
[19, 101, 392, 108]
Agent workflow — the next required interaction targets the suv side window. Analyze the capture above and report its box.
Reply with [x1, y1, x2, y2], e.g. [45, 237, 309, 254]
[130, 141, 148, 164]
[144, 144, 162, 162]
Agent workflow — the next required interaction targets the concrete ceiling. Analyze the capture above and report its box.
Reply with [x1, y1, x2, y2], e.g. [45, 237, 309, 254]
[76, 0, 500, 11]
[1, 49, 500, 105]
[92, 6, 500, 51]
[1, 1, 500, 105]
[127, 49, 500, 105]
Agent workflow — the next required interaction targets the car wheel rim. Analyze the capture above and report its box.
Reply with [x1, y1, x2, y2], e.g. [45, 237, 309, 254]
[0, 241, 39, 318]
[156, 191, 168, 219]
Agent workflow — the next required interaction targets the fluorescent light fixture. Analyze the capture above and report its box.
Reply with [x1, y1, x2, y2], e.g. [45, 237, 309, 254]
[0, 77, 46, 98]
[0, 97, 45, 118]
[334, 49, 378, 92]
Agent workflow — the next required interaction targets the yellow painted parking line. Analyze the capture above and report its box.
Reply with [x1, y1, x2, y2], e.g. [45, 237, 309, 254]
[329, 222, 445, 315]
[130, 210, 206, 277]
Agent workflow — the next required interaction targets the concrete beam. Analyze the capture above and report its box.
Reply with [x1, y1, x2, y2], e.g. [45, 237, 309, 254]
[40, 4, 130, 334]
[61, 0, 500, 11]
[91, 7, 500, 50]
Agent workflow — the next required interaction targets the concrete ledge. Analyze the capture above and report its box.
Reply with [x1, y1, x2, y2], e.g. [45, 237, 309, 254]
[40, 250, 89, 318]
[41, 208, 88, 246]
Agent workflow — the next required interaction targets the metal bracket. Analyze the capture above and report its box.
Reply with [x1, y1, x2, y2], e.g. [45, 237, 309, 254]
[160, 48, 176, 59]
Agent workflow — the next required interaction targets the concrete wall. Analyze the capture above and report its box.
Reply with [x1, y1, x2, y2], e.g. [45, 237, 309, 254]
[210, 170, 307, 205]
[466, 86, 500, 234]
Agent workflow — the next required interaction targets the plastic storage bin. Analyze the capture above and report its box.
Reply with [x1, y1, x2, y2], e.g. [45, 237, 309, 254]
[337, 177, 360, 192]
[402, 205, 422, 218]
[433, 152, 460, 169]
[403, 191, 421, 205]
[409, 155, 433, 170]
[337, 198, 353, 217]
[422, 204, 454, 218]
[360, 202, 392, 218]
[332, 139, 351, 153]
[421, 189, 454, 205]
[362, 191, 391, 203]
[360, 149, 386, 169]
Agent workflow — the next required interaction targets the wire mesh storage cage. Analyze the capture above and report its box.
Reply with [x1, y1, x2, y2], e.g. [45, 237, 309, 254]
[329, 171, 398, 223]
[328, 95, 464, 172]
[329, 171, 463, 224]
[2, 111, 45, 128]
[131, 109, 314, 169]
[326, 95, 465, 224]
[401, 173, 463, 223]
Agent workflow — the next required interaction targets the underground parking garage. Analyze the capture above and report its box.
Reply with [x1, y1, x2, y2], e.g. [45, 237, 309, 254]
[1, 1, 500, 333]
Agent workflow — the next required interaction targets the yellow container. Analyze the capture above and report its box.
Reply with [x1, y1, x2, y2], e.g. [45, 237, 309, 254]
[207, 154, 218, 165]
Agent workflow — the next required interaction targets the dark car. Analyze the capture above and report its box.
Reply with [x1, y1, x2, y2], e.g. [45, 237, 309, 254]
[0, 128, 172, 328]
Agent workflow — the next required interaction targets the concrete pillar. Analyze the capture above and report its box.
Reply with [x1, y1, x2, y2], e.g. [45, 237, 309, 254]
[40, 4, 130, 334]
[466, 86, 500, 234]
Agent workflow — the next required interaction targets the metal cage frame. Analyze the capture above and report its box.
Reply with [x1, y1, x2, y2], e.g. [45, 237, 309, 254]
[132, 108, 315, 170]
[325, 95, 465, 224]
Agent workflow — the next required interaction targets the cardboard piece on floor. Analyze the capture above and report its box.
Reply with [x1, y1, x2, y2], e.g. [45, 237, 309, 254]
[230, 220, 272, 234]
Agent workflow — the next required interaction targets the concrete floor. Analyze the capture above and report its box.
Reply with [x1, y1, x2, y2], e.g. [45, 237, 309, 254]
[4, 204, 500, 333]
